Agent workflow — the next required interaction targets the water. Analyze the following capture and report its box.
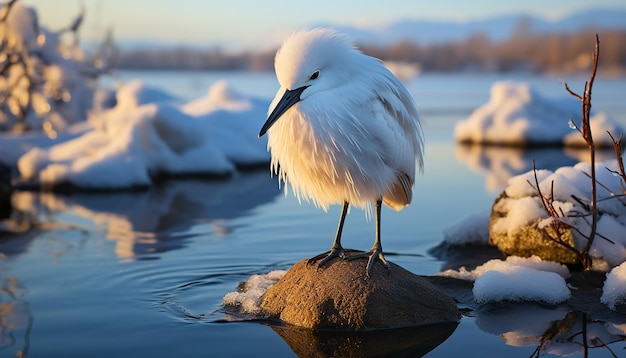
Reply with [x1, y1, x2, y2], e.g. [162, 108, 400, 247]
[2, 71, 626, 357]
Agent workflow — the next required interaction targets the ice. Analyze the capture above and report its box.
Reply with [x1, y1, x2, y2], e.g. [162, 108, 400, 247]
[454, 81, 623, 146]
[601, 262, 626, 310]
[568, 119, 578, 130]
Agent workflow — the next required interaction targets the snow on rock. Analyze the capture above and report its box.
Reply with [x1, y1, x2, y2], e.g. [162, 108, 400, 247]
[492, 159, 626, 267]
[454, 81, 623, 147]
[601, 262, 626, 310]
[223, 270, 287, 315]
[438, 255, 571, 304]
[16, 81, 271, 189]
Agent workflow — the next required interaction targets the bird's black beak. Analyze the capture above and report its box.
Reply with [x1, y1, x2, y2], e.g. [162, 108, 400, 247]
[259, 85, 308, 137]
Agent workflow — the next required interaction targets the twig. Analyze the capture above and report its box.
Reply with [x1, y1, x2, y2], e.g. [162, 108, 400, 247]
[607, 132, 626, 193]
[561, 34, 601, 270]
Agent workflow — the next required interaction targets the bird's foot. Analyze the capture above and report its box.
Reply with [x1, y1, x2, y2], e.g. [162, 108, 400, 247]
[307, 246, 346, 268]
[347, 248, 389, 277]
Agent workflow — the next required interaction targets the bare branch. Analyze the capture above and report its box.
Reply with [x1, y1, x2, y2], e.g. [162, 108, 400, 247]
[0, 0, 19, 22]
[564, 82, 583, 101]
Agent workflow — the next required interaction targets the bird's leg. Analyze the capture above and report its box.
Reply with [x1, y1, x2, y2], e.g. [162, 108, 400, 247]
[348, 199, 389, 276]
[307, 201, 349, 267]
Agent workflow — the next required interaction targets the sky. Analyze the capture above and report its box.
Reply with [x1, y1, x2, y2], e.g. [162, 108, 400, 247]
[21, 0, 626, 49]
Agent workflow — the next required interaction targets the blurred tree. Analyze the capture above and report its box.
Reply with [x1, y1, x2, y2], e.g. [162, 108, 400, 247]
[0, 0, 115, 134]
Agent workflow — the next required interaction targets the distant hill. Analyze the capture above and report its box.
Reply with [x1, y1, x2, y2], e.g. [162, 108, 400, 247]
[316, 8, 626, 45]
[106, 7, 626, 52]
[109, 7, 626, 74]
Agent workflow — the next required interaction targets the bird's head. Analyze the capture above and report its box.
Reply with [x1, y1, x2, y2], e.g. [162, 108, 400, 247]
[259, 28, 357, 137]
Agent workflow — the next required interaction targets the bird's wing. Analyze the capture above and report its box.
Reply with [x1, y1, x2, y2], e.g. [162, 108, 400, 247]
[377, 70, 424, 173]
[382, 171, 413, 210]
[370, 68, 424, 209]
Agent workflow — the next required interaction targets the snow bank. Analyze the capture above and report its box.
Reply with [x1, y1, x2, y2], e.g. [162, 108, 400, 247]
[438, 255, 571, 304]
[442, 210, 490, 245]
[454, 81, 623, 147]
[492, 160, 626, 267]
[16, 80, 270, 189]
[223, 270, 286, 315]
[601, 262, 626, 310]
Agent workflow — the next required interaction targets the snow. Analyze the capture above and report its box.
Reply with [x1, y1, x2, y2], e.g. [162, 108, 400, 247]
[492, 160, 626, 267]
[15, 80, 270, 189]
[1, 3, 624, 318]
[223, 270, 286, 315]
[601, 262, 626, 310]
[454, 81, 623, 146]
[442, 210, 490, 245]
[0, 4, 270, 189]
[473, 268, 570, 304]
[446, 155, 626, 308]
[0, 124, 89, 166]
[439, 256, 571, 304]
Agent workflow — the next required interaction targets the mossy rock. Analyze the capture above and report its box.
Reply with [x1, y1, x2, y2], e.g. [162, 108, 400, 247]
[489, 191, 580, 264]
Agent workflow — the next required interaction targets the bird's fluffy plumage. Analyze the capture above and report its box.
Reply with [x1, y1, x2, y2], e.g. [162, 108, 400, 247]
[266, 28, 424, 212]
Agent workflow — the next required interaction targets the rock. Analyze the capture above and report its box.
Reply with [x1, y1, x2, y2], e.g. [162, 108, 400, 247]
[260, 251, 461, 330]
[489, 191, 580, 264]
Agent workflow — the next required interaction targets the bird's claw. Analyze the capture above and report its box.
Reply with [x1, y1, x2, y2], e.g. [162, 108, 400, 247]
[307, 247, 346, 268]
[348, 249, 389, 277]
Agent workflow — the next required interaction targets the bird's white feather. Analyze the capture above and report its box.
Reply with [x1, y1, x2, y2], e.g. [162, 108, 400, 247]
[266, 28, 424, 212]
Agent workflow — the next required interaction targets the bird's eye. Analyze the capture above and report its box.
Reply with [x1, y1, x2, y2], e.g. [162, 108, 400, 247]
[309, 71, 320, 80]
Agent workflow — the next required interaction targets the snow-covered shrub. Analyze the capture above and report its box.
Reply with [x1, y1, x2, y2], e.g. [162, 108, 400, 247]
[0, 1, 112, 136]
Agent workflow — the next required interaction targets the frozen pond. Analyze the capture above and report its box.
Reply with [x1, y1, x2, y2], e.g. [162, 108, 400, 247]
[1, 71, 625, 357]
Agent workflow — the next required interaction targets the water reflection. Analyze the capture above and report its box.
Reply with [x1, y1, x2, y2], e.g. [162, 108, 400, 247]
[0, 274, 32, 357]
[455, 143, 618, 192]
[269, 322, 458, 358]
[477, 305, 626, 356]
[11, 170, 280, 261]
[432, 243, 626, 356]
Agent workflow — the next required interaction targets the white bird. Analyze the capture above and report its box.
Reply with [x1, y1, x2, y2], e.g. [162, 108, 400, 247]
[259, 28, 424, 276]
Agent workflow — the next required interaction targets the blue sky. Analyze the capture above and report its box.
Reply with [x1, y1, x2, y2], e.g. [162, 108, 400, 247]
[22, 0, 626, 48]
